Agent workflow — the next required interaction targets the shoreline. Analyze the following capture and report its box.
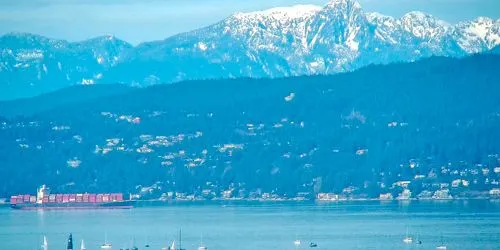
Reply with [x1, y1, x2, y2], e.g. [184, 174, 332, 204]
[1, 197, 498, 208]
[134, 197, 499, 206]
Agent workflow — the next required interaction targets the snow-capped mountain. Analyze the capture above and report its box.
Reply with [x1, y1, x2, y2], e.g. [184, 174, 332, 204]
[0, 0, 499, 100]
[0, 33, 132, 99]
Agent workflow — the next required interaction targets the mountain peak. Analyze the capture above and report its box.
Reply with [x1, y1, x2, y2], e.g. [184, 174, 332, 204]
[365, 12, 394, 22]
[1, 32, 50, 41]
[1, 0, 499, 100]
[85, 34, 124, 43]
[232, 5, 321, 20]
[402, 11, 430, 19]
[473, 16, 494, 23]
[324, 0, 361, 10]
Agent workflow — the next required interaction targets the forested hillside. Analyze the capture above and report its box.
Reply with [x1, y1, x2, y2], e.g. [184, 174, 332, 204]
[0, 54, 498, 199]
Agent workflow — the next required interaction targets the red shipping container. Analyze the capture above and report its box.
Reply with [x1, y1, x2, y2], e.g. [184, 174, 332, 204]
[23, 195, 30, 202]
[89, 194, 96, 203]
[117, 193, 124, 201]
[63, 194, 69, 202]
[83, 194, 89, 203]
[42, 197, 48, 203]
[103, 194, 109, 202]
[96, 194, 103, 203]
[10, 196, 17, 204]
[49, 195, 56, 203]
[76, 195, 83, 202]
[16, 197, 24, 204]
[56, 194, 63, 203]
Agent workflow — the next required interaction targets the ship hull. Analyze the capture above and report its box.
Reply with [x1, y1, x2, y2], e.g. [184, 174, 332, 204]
[10, 201, 135, 210]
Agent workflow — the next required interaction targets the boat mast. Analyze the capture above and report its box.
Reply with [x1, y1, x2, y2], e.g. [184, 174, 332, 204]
[179, 229, 182, 250]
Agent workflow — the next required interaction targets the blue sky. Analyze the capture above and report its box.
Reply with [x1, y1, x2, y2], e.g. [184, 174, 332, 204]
[0, 0, 499, 45]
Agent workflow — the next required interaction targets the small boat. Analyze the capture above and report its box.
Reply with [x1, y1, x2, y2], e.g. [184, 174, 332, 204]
[101, 232, 112, 249]
[403, 237, 413, 244]
[144, 235, 150, 248]
[198, 234, 208, 250]
[67, 233, 74, 250]
[169, 240, 176, 250]
[80, 239, 86, 250]
[131, 237, 139, 250]
[294, 239, 301, 247]
[309, 242, 318, 248]
[416, 235, 422, 245]
[403, 227, 413, 244]
[161, 229, 187, 250]
[40, 235, 48, 250]
[101, 243, 112, 249]
[436, 236, 447, 249]
[161, 238, 169, 250]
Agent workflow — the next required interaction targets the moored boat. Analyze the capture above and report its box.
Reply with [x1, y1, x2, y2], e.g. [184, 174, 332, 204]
[403, 227, 413, 244]
[101, 232, 112, 249]
[81, 239, 86, 250]
[198, 234, 207, 250]
[41, 235, 48, 250]
[67, 233, 74, 250]
[436, 235, 447, 249]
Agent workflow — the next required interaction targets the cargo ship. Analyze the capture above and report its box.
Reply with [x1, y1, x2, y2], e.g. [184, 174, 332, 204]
[10, 185, 135, 210]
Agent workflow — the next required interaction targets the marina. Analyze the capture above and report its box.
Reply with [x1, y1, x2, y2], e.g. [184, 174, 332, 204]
[38, 231, 454, 250]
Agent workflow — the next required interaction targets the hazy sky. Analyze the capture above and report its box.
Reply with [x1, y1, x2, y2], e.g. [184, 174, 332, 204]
[0, 0, 499, 45]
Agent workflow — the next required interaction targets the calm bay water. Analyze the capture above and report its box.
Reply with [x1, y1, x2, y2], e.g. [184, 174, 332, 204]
[0, 200, 499, 250]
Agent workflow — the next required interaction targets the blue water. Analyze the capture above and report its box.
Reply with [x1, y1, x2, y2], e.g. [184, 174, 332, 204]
[0, 200, 499, 250]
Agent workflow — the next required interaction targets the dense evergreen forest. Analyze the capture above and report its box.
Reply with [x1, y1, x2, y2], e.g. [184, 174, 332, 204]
[0, 54, 498, 198]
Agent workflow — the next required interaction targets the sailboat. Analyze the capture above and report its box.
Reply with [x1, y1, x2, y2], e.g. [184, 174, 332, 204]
[101, 232, 112, 249]
[41, 235, 48, 250]
[167, 229, 186, 250]
[161, 235, 169, 250]
[294, 239, 301, 247]
[131, 237, 139, 250]
[80, 240, 86, 250]
[67, 234, 74, 250]
[436, 235, 447, 250]
[403, 227, 413, 244]
[66, 234, 73, 250]
[415, 234, 422, 245]
[198, 234, 208, 250]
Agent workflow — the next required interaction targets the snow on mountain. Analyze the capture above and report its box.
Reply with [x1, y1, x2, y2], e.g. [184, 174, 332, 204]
[0, 33, 133, 100]
[452, 17, 500, 53]
[0, 0, 499, 100]
[233, 5, 321, 20]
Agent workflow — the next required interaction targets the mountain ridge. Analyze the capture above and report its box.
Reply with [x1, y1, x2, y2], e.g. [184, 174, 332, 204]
[1, 0, 499, 100]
